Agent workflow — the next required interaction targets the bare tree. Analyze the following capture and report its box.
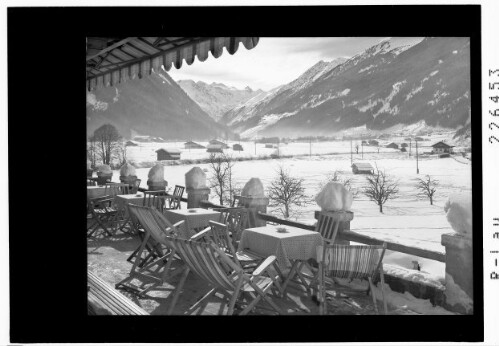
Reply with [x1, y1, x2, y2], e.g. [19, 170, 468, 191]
[416, 175, 439, 205]
[318, 170, 358, 198]
[208, 152, 239, 206]
[268, 166, 311, 218]
[91, 124, 122, 165]
[116, 141, 127, 167]
[363, 166, 399, 213]
[87, 136, 98, 169]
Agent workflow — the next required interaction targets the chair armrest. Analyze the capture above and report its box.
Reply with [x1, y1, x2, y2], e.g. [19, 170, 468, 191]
[190, 226, 211, 241]
[252, 255, 277, 277]
[164, 220, 185, 235]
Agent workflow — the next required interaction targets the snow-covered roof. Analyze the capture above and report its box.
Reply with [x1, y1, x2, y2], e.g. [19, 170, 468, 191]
[431, 141, 454, 148]
[352, 162, 374, 170]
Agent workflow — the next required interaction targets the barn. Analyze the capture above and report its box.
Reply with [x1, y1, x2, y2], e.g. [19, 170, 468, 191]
[431, 141, 454, 154]
[368, 139, 379, 146]
[351, 162, 375, 174]
[184, 141, 205, 149]
[209, 139, 229, 149]
[156, 148, 181, 160]
[207, 144, 224, 153]
[233, 144, 244, 151]
[386, 142, 399, 149]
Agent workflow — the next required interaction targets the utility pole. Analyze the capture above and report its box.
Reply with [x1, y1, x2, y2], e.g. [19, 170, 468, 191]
[416, 139, 419, 174]
[309, 137, 312, 157]
[409, 138, 412, 157]
[361, 141, 364, 159]
[254, 139, 256, 155]
[350, 138, 353, 166]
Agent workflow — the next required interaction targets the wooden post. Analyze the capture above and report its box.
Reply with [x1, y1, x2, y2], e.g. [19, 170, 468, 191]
[416, 140, 419, 174]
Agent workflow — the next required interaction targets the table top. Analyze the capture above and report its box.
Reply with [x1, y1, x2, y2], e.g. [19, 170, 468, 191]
[164, 208, 220, 217]
[114, 192, 145, 201]
[87, 185, 107, 190]
[244, 225, 319, 239]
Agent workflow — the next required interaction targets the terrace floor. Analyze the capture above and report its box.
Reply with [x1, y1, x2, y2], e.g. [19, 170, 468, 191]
[87, 231, 421, 315]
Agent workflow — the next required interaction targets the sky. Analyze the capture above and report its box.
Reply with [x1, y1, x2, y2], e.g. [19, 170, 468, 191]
[168, 37, 424, 91]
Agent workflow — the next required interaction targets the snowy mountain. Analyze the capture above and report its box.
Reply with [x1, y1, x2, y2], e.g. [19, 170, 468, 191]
[221, 38, 471, 139]
[86, 68, 231, 140]
[177, 80, 265, 121]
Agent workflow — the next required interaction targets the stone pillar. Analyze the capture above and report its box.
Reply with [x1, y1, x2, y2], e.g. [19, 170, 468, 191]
[96, 164, 112, 185]
[185, 167, 210, 208]
[147, 163, 167, 191]
[238, 178, 269, 227]
[314, 182, 354, 244]
[441, 193, 473, 314]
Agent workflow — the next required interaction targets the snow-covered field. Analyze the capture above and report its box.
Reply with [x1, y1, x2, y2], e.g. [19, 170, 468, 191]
[105, 134, 472, 279]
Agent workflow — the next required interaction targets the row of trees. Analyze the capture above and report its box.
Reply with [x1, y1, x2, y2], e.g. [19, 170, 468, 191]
[207, 153, 439, 217]
[87, 124, 127, 168]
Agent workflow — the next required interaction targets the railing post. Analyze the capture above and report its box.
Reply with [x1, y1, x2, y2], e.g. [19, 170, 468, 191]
[147, 163, 167, 191]
[441, 193, 473, 314]
[238, 178, 269, 227]
[185, 167, 210, 209]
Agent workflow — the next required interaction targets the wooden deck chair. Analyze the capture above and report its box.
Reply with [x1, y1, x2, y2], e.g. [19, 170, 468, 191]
[166, 236, 284, 315]
[167, 185, 184, 210]
[214, 207, 250, 247]
[142, 190, 169, 212]
[104, 182, 130, 196]
[87, 196, 120, 238]
[87, 178, 97, 186]
[281, 212, 343, 296]
[191, 221, 263, 271]
[317, 243, 388, 315]
[115, 204, 185, 297]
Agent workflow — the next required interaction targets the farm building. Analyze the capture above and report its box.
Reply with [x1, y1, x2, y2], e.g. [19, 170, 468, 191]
[401, 147, 407, 152]
[156, 148, 181, 160]
[125, 141, 138, 147]
[265, 144, 277, 149]
[351, 162, 375, 174]
[233, 144, 244, 151]
[414, 137, 424, 141]
[431, 141, 454, 154]
[209, 139, 229, 149]
[401, 143, 408, 148]
[184, 141, 205, 149]
[368, 139, 379, 146]
[207, 144, 224, 153]
[386, 142, 399, 149]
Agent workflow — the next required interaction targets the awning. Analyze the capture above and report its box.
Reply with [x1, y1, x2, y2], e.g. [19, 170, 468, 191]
[86, 37, 259, 91]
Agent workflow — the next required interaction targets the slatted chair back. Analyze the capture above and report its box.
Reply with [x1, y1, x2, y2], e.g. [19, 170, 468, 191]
[105, 183, 130, 196]
[128, 204, 177, 246]
[168, 185, 184, 209]
[87, 178, 97, 186]
[314, 212, 342, 244]
[143, 191, 168, 212]
[131, 179, 142, 194]
[215, 208, 250, 245]
[207, 221, 239, 263]
[166, 236, 242, 292]
[318, 243, 386, 281]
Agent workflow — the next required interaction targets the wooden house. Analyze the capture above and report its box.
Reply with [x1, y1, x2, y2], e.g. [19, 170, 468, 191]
[401, 143, 408, 148]
[184, 141, 205, 149]
[351, 162, 374, 174]
[233, 144, 244, 151]
[207, 144, 224, 153]
[368, 139, 379, 146]
[209, 139, 229, 149]
[156, 148, 181, 160]
[386, 142, 399, 149]
[431, 141, 454, 154]
[125, 140, 138, 147]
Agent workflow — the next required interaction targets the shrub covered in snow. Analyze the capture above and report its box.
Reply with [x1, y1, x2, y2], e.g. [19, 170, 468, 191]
[315, 181, 353, 211]
[119, 162, 136, 177]
[444, 193, 472, 237]
[242, 177, 265, 197]
[148, 163, 165, 182]
[96, 164, 112, 174]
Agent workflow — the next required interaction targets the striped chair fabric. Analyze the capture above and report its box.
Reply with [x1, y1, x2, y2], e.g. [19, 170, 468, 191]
[317, 244, 383, 281]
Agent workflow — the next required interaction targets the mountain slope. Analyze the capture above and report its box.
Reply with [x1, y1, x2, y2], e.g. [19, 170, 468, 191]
[221, 38, 470, 139]
[86, 68, 230, 140]
[177, 80, 265, 121]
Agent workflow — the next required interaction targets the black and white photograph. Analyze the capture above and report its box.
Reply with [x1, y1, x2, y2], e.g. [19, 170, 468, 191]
[86, 36, 473, 317]
[6, 2, 497, 344]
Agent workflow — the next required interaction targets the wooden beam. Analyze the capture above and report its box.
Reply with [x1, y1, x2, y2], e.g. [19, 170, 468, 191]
[86, 37, 137, 62]
[127, 42, 153, 57]
[137, 37, 161, 50]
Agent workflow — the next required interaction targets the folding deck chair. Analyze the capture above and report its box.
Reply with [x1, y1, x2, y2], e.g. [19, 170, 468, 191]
[166, 236, 284, 315]
[317, 243, 388, 315]
[115, 204, 185, 297]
